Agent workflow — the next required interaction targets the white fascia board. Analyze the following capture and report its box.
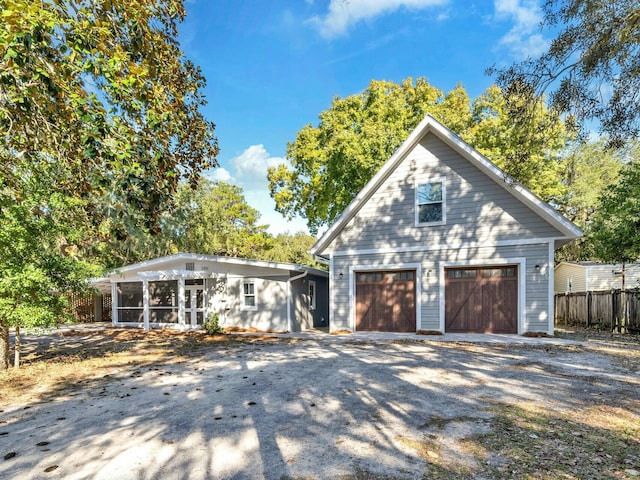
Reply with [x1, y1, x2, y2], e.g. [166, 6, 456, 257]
[108, 252, 328, 279]
[311, 114, 582, 255]
[331, 237, 559, 257]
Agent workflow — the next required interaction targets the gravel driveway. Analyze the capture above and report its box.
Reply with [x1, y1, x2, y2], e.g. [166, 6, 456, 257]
[1, 329, 639, 479]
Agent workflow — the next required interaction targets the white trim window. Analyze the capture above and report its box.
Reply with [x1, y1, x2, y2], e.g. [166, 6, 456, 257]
[416, 180, 445, 225]
[242, 280, 257, 310]
[308, 280, 316, 310]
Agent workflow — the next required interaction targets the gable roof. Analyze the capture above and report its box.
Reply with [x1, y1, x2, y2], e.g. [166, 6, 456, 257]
[311, 114, 582, 256]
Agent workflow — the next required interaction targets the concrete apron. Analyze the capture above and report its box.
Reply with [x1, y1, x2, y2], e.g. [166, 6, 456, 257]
[27, 323, 583, 346]
[245, 329, 584, 346]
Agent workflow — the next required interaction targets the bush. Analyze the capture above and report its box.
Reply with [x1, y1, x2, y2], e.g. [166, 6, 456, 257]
[203, 312, 223, 335]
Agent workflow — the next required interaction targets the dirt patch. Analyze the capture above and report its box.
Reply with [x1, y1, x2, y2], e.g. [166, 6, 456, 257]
[0, 328, 638, 479]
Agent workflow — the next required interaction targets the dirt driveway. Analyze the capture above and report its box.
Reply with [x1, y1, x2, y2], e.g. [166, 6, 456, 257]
[0, 329, 639, 479]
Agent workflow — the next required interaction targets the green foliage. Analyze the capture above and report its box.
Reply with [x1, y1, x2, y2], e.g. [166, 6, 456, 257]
[173, 180, 272, 259]
[269, 78, 571, 233]
[558, 140, 626, 227]
[0, 0, 218, 242]
[588, 160, 640, 263]
[0, 0, 218, 366]
[202, 312, 223, 335]
[262, 232, 322, 268]
[490, 0, 640, 147]
[464, 85, 570, 202]
[555, 140, 626, 261]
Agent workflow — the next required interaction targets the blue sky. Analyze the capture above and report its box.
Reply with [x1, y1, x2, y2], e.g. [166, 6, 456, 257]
[178, 0, 549, 235]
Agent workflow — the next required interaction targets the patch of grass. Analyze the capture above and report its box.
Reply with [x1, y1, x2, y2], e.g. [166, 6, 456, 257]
[404, 403, 640, 479]
[0, 328, 290, 407]
[469, 402, 640, 479]
[556, 327, 640, 346]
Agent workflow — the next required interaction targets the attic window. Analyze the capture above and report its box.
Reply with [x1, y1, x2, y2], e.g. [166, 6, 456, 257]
[416, 180, 445, 225]
[185, 262, 195, 271]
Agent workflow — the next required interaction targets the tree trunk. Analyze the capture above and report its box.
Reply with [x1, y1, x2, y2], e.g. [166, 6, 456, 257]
[14, 325, 20, 369]
[0, 322, 9, 369]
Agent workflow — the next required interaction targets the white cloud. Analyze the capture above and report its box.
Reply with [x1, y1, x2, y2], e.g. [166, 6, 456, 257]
[494, 0, 548, 59]
[309, 0, 448, 39]
[230, 144, 285, 180]
[205, 166, 234, 183]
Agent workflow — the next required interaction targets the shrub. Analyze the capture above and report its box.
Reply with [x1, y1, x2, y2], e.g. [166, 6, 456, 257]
[203, 312, 223, 335]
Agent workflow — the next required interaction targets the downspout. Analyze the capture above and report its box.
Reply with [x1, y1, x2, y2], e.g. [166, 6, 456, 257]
[287, 270, 309, 333]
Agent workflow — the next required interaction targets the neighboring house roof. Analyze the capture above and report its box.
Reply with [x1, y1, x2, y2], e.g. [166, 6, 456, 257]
[555, 261, 640, 268]
[311, 114, 582, 256]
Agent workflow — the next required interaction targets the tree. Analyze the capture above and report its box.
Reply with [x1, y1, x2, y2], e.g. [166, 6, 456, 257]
[554, 140, 626, 261]
[489, 0, 640, 147]
[262, 232, 322, 267]
[0, 173, 97, 368]
[269, 78, 570, 233]
[172, 180, 272, 258]
[0, 0, 218, 367]
[464, 85, 569, 202]
[588, 160, 640, 264]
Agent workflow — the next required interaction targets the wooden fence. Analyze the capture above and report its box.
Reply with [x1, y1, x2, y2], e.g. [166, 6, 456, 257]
[68, 293, 112, 323]
[554, 289, 640, 333]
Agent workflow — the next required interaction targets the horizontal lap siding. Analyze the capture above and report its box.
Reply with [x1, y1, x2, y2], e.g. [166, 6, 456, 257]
[586, 264, 640, 291]
[331, 243, 551, 333]
[329, 133, 562, 253]
[554, 264, 586, 293]
[224, 276, 289, 332]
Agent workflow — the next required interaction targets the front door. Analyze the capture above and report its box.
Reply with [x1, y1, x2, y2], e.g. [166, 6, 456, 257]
[185, 285, 205, 326]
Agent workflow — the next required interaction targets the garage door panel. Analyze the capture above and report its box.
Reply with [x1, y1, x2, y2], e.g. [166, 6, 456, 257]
[356, 270, 416, 332]
[445, 266, 518, 334]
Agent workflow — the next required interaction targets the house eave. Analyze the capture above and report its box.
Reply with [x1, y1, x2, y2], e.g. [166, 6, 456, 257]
[108, 252, 328, 279]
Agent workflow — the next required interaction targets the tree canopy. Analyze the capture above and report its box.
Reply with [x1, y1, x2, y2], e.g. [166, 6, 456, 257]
[588, 159, 640, 264]
[172, 180, 272, 259]
[0, 0, 218, 367]
[490, 0, 640, 147]
[268, 78, 571, 233]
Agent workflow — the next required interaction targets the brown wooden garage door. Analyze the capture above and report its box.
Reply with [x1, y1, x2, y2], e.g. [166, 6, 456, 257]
[356, 270, 416, 332]
[445, 266, 518, 333]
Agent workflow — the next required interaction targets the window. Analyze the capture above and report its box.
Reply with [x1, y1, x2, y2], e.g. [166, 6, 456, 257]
[116, 282, 144, 323]
[185, 262, 195, 271]
[416, 181, 444, 225]
[242, 281, 257, 310]
[308, 280, 316, 310]
[357, 272, 383, 282]
[148, 280, 178, 323]
[447, 269, 477, 279]
[393, 271, 414, 280]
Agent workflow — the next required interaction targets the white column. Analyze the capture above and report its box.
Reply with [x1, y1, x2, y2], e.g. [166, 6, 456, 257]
[178, 278, 186, 325]
[143, 280, 150, 332]
[111, 282, 118, 326]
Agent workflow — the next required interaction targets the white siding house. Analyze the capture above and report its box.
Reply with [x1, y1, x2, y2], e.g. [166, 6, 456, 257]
[310, 115, 582, 335]
[95, 253, 328, 332]
[554, 262, 640, 293]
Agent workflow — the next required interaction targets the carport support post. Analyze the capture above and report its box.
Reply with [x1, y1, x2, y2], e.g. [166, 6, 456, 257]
[178, 278, 185, 326]
[142, 280, 150, 332]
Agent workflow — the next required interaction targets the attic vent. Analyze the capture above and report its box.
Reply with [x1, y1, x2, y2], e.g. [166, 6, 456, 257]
[200, 266, 209, 271]
[185, 262, 195, 271]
